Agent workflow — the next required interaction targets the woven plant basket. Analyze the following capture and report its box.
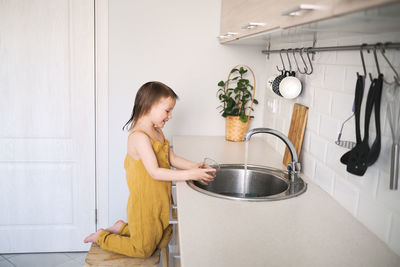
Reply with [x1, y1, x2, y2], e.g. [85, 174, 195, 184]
[225, 116, 251, 141]
[224, 65, 256, 142]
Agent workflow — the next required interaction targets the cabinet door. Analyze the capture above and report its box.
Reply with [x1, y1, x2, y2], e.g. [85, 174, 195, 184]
[333, 0, 399, 16]
[278, 0, 334, 29]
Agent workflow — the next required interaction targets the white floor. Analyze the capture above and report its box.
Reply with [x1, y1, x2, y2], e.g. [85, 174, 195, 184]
[0, 252, 87, 267]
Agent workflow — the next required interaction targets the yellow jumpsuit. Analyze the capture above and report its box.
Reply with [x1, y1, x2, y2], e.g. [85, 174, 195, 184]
[97, 130, 173, 258]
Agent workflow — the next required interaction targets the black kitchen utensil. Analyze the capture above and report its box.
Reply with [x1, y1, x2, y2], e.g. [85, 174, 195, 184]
[367, 74, 383, 166]
[346, 78, 378, 176]
[272, 71, 285, 96]
[340, 74, 365, 164]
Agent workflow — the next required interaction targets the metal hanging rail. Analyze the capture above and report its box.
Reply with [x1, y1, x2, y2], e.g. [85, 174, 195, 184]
[262, 42, 400, 55]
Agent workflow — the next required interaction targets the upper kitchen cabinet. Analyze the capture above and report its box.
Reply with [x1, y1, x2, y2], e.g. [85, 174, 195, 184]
[219, 0, 400, 43]
[332, 0, 399, 16]
[219, 0, 280, 43]
[278, 0, 333, 29]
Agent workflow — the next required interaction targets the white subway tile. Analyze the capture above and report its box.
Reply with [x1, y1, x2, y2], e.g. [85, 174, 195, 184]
[265, 97, 280, 115]
[300, 152, 316, 180]
[315, 161, 335, 195]
[306, 109, 320, 133]
[314, 88, 332, 115]
[337, 35, 363, 46]
[305, 64, 325, 87]
[302, 130, 311, 152]
[331, 92, 355, 121]
[319, 114, 340, 141]
[274, 118, 286, 155]
[357, 193, 392, 243]
[333, 175, 360, 216]
[326, 142, 349, 178]
[376, 170, 400, 214]
[336, 50, 363, 67]
[324, 65, 346, 92]
[391, 51, 400, 69]
[388, 213, 400, 257]
[309, 132, 328, 162]
[347, 168, 380, 199]
[280, 100, 292, 118]
[296, 78, 313, 108]
[336, 36, 363, 66]
[343, 66, 363, 94]
[375, 136, 392, 172]
[314, 38, 337, 64]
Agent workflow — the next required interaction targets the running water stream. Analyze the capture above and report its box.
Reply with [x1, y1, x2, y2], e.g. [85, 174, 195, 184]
[243, 141, 249, 196]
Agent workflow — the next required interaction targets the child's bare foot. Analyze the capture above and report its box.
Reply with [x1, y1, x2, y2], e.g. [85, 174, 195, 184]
[84, 228, 104, 244]
[105, 219, 125, 234]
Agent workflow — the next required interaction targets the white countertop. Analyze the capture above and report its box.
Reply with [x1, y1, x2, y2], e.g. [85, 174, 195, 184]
[173, 136, 400, 267]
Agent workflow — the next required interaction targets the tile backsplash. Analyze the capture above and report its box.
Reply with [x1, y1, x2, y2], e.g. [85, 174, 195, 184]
[263, 32, 400, 256]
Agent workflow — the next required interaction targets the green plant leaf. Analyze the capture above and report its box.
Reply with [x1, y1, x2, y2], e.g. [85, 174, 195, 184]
[240, 114, 248, 122]
[253, 99, 259, 104]
[218, 81, 225, 87]
[231, 68, 239, 73]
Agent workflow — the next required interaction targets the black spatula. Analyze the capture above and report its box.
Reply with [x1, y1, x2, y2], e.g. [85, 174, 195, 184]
[340, 74, 365, 164]
[346, 78, 377, 176]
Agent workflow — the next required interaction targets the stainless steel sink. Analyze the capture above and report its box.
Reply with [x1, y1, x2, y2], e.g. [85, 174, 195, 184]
[186, 164, 307, 201]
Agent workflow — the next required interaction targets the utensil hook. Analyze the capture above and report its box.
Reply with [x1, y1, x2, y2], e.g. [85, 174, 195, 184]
[377, 42, 399, 85]
[293, 48, 307, 74]
[367, 44, 381, 81]
[276, 49, 286, 72]
[358, 43, 368, 79]
[304, 47, 314, 75]
[286, 49, 293, 71]
[299, 48, 310, 74]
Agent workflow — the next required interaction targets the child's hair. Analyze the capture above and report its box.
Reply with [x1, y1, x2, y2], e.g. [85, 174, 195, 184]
[122, 81, 179, 131]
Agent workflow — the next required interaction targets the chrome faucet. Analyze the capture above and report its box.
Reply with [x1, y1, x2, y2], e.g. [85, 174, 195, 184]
[244, 128, 301, 182]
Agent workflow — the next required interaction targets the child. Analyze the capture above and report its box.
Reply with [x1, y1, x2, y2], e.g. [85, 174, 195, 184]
[84, 81, 216, 258]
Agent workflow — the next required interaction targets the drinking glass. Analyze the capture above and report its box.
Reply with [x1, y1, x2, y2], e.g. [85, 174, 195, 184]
[202, 157, 220, 170]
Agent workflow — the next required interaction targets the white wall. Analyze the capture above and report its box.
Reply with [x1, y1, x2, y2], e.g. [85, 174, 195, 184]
[263, 32, 400, 255]
[108, 0, 266, 223]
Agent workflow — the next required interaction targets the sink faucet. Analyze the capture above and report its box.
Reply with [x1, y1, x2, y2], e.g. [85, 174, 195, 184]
[244, 128, 301, 182]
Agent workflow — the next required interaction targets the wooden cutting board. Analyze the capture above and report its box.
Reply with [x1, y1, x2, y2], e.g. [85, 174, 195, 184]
[283, 103, 309, 166]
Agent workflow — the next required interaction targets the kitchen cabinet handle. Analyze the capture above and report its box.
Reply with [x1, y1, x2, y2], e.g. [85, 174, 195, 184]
[241, 22, 266, 29]
[169, 218, 178, 224]
[169, 204, 178, 224]
[172, 253, 181, 259]
[282, 4, 323, 16]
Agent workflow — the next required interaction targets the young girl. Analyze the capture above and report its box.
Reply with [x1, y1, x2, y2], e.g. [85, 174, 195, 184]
[84, 81, 216, 258]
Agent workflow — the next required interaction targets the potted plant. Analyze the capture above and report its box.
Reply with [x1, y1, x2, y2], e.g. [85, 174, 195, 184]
[217, 65, 258, 141]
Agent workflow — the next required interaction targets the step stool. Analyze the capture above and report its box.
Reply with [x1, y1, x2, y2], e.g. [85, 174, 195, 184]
[83, 243, 169, 267]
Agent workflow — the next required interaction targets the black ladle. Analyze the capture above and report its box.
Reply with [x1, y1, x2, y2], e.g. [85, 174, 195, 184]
[367, 73, 383, 166]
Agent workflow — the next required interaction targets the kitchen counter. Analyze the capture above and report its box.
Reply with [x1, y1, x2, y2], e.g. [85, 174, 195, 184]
[173, 136, 400, 267]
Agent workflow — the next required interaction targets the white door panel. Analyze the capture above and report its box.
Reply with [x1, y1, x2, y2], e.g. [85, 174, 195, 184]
[0, 0, 95, 252]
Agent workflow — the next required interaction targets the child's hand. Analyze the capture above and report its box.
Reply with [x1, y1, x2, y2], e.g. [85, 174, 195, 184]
[189, 167, 216, 185]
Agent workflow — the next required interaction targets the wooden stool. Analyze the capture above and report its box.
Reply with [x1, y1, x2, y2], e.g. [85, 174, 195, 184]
[84, 243, 169, 267]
